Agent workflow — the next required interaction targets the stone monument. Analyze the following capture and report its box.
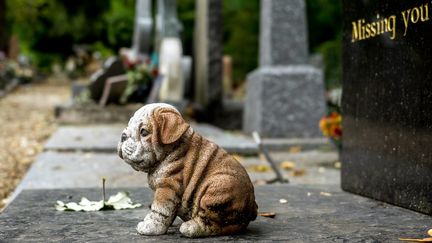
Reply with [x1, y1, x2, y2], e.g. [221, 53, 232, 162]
[155, 0, 186, 103]
[341, 0, 432, 215]
[243, 0, 326, 138]
[131, 0, 153, 61]
[194, 0, 223, 108]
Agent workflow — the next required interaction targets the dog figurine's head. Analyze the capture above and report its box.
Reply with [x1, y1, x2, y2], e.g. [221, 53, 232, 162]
[117, 103, 190, 172]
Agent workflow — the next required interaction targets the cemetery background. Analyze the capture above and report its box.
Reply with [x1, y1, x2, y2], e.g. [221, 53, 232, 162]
[0, 0, 343, 209]
[1, 0, 431, 242]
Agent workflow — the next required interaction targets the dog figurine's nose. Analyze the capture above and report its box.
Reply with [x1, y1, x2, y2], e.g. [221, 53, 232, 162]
[121, 132, 128, 142]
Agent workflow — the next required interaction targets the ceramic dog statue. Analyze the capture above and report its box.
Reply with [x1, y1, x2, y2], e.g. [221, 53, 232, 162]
[117, 103, 257, 238]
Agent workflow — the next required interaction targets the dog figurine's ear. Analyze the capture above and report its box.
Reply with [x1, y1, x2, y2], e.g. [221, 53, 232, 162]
[155, 108, 190, 144]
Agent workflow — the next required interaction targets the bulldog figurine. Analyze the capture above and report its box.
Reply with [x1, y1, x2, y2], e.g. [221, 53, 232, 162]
[118, 103, 257, 238]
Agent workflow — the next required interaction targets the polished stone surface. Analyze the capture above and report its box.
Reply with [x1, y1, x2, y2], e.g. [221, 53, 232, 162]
[342, 0, 432, 214]
[2, 186, 432, 242]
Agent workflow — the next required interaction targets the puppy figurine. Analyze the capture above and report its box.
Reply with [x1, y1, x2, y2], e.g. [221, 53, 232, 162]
[118, 103, 257, 238]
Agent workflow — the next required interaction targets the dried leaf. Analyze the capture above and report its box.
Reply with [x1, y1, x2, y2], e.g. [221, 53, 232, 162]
[334, 161, 342, 169]
[292, 169, 305, 177]
[289, 146, 302, 153]
[258, 212, 276, 218]
[399, 237, 432, 242]
[249, 165, 270, 173]
[280, 161, 296, 171]
[55, 192, 141, 212]
[320, 192, 332, 197]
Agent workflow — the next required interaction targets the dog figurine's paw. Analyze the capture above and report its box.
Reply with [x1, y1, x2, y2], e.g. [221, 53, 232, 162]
[179, 219, 209, 238]
[136, 218, 167, 235]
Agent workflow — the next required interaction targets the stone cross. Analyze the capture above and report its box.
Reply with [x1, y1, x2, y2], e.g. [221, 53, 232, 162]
[131, 0, 153, 59]
[243, 0, 326, 138]
[259, 0, 308, 66]
[155, 0, 182, 52]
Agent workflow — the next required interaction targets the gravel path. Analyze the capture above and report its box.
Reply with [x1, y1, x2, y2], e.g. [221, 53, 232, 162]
[0, 83, 69, 209]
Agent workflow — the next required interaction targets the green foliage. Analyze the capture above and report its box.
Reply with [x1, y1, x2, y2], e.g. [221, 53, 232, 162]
[306, 0, 342, 88]
[6, 0, 133, 70]
[104, 0, 135, 48]
[4, 0, 342, 88]
[223, 0, 259, 86]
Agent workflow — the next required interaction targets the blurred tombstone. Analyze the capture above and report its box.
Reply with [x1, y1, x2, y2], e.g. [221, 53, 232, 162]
[158, 38, 184, 102]
[194, 0, 223, 108]
[155, 0, 191, 103]
[243, 0, 326, 138]
[88, 57, 125, 101]
[182, 56, 193, 98]
[222, 55, 233, 98]
[155, 0, 182, 51]
[131, 0, 153, 61]
[99, 74, 128, 106]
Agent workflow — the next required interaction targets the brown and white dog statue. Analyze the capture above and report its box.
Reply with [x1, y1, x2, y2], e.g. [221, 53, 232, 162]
[117, 103, 258, 238]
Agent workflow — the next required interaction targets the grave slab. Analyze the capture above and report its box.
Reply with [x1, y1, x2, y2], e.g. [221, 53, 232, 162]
[7, 152, 147, 204]
[44, 124, 257, 154]
[2, 186, 432, 242]
[12, 150, 339, 195]
[44, 124, 331, 155]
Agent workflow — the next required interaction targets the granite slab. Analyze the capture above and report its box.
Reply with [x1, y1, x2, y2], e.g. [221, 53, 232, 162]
[44, 124, 330, 155]
[7, 152, 146, 205]
[44, 124, 258, 155]
[341, 0, 432, 214]
[1, 185, 432, 242]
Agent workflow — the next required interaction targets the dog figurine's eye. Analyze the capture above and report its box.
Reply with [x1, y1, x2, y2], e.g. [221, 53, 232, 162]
[140, 128, 150, 137]
[121, 132, 128, 142]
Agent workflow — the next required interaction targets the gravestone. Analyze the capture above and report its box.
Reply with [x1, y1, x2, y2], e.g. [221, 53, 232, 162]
[243, 0, 326, 138]
[88, 57, 125, 101]
[155, 0, 182, 51]
[131, 0, 153, 60]
[194, 0, 223, 107]
[341, 0, 432, 215]
[158, 38, 184, 102]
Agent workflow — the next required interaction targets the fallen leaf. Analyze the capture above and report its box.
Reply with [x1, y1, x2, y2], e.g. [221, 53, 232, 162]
[280, 161, 296, 171]
[428, 229, 432, 237]
[249, 165, 270, 173]
[279, 199, 288, 204]
[289, 146, 302, 153]
[334, 161, 342, 169]
[258, 212, 276, 218]
[320, 192, 332, 197]
[55, 192, 141, 212]
[399, 237, 432, 242]
[292, 169, 305, 177]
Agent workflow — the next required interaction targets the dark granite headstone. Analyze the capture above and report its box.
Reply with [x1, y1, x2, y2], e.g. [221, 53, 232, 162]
[342, 0, 432, 215]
